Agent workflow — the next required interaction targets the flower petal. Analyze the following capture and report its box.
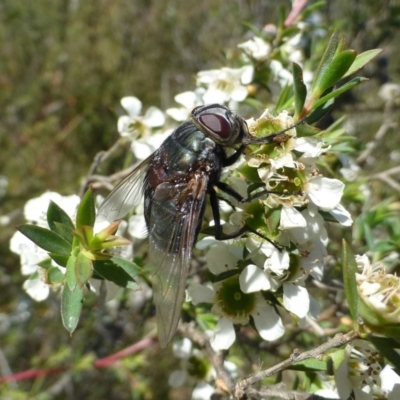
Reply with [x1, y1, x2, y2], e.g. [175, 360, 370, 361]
[252, 301, 284, 341]
[239, 264, 271, 293]
[280, 206, 307, 230]
[168, 369, 187, 388]
[191, 383, 215, 400]
[307, 177, 344, 211]
[283, 284, 310, 318]
[186, 283, 215, 305]
[329, 203, 353, 226]
[210, 317, 236, 351]
[23, 277, 50, 302]
[121, 96, 142, 117]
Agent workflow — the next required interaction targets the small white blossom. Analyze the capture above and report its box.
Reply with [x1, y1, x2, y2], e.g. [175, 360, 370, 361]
[197, 66, 254, 105]
[238, 37, 272, 61]
[118, 96, 165, 139]
[166, 90, 205, 122]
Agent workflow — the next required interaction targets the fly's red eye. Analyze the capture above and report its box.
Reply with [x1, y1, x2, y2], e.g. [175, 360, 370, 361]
[199, 113, 231, 138]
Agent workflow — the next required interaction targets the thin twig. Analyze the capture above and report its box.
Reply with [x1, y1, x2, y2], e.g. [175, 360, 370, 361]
[79, 138, 127, 197]
[234, 330, 359, 398]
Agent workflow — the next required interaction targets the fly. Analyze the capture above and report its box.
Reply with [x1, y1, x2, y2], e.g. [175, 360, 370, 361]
[97, 104, 299, 347]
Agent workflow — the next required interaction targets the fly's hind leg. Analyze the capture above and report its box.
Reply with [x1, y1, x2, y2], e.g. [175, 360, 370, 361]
[209, 187, 282, 250]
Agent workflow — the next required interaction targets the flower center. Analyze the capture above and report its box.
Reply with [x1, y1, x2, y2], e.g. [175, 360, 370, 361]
[216, 276, 256, 318]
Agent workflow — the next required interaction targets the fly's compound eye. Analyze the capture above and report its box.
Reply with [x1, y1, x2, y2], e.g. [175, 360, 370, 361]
[198, 113, 231, 139]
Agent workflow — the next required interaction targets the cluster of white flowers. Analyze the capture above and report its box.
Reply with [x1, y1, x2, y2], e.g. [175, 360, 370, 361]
[184, 107, 352, 351]
[10, 13, 398, 400]
[335, 339, 400, 400]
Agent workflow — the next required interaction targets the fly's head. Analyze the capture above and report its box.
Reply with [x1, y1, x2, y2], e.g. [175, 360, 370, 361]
[191, 104, 247, 147]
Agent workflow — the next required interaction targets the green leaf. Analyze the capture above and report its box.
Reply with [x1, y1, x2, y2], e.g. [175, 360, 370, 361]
[311, 31, 339, 92]
[368, 336, 400, 370]
[312, 50, 357, 98]
[295, 123, 320, 137]
[17, 224, 71, 256]
[47, 201, 75, 232]
[49, 253, 69, 268]
[312, 77, 368, 110]
[274, 84, 293, 114]
[305, 96, 334, 125]
[343, 49, 383, 79]
[93, 260, 139, 290]
[342, 240, 359, 323]
[61, 283, 83, 335]
[292, 62, 307, 118]
[47, 267, 65, 284]
[53, 222, 74, 244]
[289, 358, 327, 372]
[66, 254, 77, 291]
[110, 256, 141, 279]
[75, 252, 93, 288]
[76, 188, 96, 229]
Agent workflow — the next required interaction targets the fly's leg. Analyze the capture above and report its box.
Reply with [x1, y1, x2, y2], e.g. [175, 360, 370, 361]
[214, 181, 303, 203]
[209, 187, 282, 250]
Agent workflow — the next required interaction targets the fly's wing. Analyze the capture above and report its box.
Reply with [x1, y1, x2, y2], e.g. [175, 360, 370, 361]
[149, 173, 209, 348]
[97, 156, 152, 222]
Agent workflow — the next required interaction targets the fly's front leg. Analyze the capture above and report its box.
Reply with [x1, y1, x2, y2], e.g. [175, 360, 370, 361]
[215, 181, 303, 204]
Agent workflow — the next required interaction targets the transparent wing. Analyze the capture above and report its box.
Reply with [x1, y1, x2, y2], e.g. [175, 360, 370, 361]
[149, 174, 209, 348]
[97, 156, 152, 222]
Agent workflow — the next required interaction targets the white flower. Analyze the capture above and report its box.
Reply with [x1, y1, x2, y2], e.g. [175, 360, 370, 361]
[130, 129, 172, 161]
[166, 90, 205, 122]
[334, 340, 398, 400]
[270, 60, 293, 87]
[197, 66, 254, 105]
[355, 254, 400, 324]
[187, 241, 284, 351]
[238, 37, 272, 61]
[118, 96, 165, 139]
[24, 191, 80, 227]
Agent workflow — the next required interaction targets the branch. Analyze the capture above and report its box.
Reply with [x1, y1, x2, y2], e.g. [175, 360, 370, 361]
[234, 330, 359, 398]
[247, 384, 336, 400]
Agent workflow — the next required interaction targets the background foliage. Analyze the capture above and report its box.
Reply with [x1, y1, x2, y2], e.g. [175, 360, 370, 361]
[1, 0, 400, 399]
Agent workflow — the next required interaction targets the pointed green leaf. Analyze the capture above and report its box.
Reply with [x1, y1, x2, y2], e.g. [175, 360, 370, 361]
[311, 31, 339, 92]
[17, 224, 71, 256]
[93, 260, 139, 290]
[343, 49, 384, 79]
[305, 96, 334, 125]
[111, 256, 141, 279]
[312, 77, 368, 110]
[47, 201, 75, 232]
[292, 62, 307, 118]
[312, 50, 357, 98]
[49, 253, 69, 268]
[368, 336, 400, 370]
[66, 254, 77, 291]
[76, 188, 96, 229]
[75, 252, 93, 288]
[289, 358, 327, 372]
[53, 222, 74, 244]
[295, 123, 320, 137]
[274, 84, 293, 113]
[342, 240, 359, 323]
[61, 283, 83, 334]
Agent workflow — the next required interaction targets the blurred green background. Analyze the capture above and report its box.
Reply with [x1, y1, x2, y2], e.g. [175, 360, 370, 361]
[1, 0, 400, 398]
